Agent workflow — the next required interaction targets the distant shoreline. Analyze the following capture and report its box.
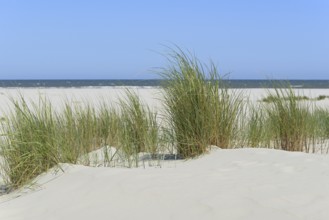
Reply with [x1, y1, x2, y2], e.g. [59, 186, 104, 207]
[1, 79, 329, 88]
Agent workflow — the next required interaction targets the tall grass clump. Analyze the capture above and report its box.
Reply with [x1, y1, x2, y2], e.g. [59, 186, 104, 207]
[56, 99, 122, 165]
[0, 96, 60, 188]
[244, 103, 271, 147]
[264, 86, 314, 152]
[56, 102, 100, 164]
[159, 48, 243, 158]
[117, 90, 159, 167]
[0, 95, 125, 188]
[210, 83, 244, 148]
[97, 101, 121, 147]
[309, 108, 329, 153]
[314, 108, 329, 139]
[0, 91, 161, 187]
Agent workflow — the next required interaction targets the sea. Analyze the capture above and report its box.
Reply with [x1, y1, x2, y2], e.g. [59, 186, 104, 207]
[0, 79, 329, 88]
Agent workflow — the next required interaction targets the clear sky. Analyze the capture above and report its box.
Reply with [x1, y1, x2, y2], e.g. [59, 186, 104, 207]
[0, 0, 328, 79]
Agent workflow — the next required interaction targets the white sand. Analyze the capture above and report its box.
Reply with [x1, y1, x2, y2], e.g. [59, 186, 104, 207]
[0, 87, 163, 118]
[2, 87, 329, 220]
[2, 148, 329, 220]
[1, 87, 329, 115]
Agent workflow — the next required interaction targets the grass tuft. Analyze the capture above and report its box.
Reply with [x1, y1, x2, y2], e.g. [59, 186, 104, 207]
[263, 86, 313, 151]
[159, 48, 243, 158]
[117, 89, 159, 167]
[0, 96, 59, 188]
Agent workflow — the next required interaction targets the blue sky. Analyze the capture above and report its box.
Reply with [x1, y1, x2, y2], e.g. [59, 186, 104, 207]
[0, 0, 328, 79]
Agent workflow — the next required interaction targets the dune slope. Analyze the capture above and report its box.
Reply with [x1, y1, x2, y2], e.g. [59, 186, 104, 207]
[1, 148, 329, 220]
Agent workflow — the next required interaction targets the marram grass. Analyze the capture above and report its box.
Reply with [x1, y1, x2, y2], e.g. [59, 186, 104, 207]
[0, 96, 60, 188]
[117, 89, 159, 167]
[159, 48, 244, 158]
[263, 86, 315, 152]
[0, 91, 159, 188]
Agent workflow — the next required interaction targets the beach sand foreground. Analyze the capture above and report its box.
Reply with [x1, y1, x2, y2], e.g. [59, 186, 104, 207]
[1, 148, 329, 220]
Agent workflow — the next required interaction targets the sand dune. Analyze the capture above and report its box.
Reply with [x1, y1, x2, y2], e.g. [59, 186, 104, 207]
[2, 148, 329, 220]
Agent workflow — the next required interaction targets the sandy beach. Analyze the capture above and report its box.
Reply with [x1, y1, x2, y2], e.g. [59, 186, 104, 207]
[2, 0, 328, 218]
[2, 87, 329, 220]
[1, 87, 329, 114]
